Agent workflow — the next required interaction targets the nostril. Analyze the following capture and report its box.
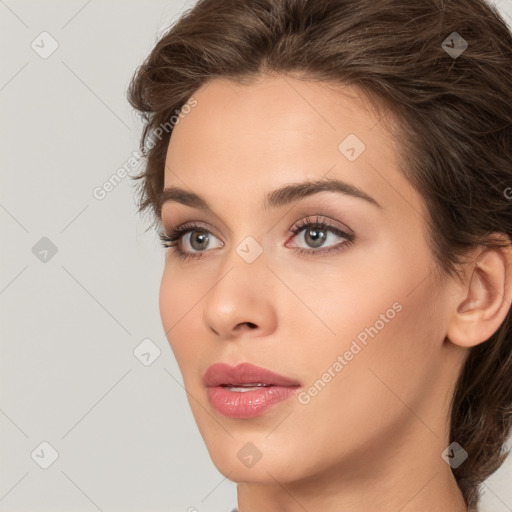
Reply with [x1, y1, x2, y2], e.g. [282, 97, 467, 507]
[237, 322, 257, 330]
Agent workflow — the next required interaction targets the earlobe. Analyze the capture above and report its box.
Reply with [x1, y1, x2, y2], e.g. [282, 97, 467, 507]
[447, 239, 512, 349]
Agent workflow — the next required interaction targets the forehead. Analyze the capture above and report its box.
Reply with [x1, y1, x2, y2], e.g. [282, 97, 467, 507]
[169, 75, 383, 148]
[163, 75, 425, 221]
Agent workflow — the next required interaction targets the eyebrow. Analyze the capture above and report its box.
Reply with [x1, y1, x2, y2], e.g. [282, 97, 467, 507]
[158, 177, 381, 218]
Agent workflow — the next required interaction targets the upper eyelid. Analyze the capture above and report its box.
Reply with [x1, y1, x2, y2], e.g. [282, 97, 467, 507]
[169, 220, 222, 240]
[169, 218, 335, 233]
[291, 215, 353, 235]
[163, 212, 352, 235]
[167, 218, 351, 244]
[160, 195, 361, 236]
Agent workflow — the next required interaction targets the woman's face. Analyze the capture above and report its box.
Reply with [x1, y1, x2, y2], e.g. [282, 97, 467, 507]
[159, 75, 466, 484]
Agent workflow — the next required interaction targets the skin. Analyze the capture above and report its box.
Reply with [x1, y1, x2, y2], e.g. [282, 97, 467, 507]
[158, 74, 512, 512]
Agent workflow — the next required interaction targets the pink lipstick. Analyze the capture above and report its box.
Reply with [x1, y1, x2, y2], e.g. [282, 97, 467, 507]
[203, 362, 301, 418]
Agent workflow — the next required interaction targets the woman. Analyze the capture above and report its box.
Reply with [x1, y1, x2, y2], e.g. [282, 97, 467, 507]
[127, 0, 512, 510]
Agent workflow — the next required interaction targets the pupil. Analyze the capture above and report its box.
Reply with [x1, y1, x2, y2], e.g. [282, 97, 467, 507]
[306, 228, 326, 248]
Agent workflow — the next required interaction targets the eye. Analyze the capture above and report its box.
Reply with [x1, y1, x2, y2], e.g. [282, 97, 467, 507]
[159, 215, 355, 261]
[286, 215, 355, 256]
[181, 229, 221, 252]
[159, 222, 223, 261]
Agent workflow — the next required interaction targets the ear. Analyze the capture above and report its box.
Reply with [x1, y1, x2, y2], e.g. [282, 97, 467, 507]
[446, 234, 512, 348]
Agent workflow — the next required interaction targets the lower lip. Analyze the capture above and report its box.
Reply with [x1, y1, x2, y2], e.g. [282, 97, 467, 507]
[207, 385, 300, 418]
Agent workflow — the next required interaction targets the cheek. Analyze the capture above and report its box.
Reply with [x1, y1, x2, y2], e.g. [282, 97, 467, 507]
[159, 271, 176, 343]
[159, 270, 175, 331]
[337, 283, 439, 405]
[158, 268, 202, 369]
[279, 291, 440, 474]
[289, 245, 441, 425]
[159, 262, 207, 327]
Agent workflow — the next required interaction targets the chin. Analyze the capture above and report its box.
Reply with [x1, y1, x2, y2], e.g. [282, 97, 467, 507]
[204, 439, 307, 484]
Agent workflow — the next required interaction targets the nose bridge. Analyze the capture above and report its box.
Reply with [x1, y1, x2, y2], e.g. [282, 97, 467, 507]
[221, 229, 270, 288]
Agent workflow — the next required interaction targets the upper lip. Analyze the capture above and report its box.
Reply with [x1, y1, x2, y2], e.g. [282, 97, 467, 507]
[203, 362, 301, 387]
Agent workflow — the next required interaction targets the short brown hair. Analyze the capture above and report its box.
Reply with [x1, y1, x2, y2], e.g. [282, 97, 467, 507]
[127, 0, 512, 509]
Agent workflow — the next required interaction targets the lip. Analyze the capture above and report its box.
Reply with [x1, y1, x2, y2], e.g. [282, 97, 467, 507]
[203, 362, 301, 419]
[203, 362, 301, 387]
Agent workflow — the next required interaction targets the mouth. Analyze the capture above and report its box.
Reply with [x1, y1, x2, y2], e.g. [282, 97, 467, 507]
[203, 362, 301, 418]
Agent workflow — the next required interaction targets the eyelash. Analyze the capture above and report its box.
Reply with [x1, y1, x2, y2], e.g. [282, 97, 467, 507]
[158, 216, 355, 261]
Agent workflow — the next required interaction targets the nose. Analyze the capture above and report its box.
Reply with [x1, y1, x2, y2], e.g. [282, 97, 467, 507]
[202, 259, 278, 339]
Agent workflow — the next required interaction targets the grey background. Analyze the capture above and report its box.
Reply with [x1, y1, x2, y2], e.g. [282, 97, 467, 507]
[0, 1, 511, 511]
